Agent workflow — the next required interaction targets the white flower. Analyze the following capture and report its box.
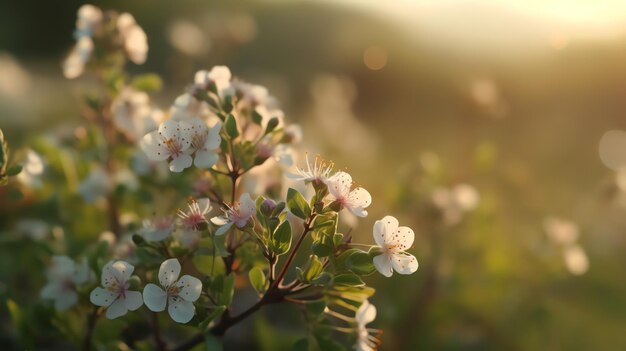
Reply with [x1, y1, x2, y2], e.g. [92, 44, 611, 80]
[74, 4, 102, 38]
[194, 66, 233, 96]
[563, 244, 589, 275]
[286, 154, 333, 183]
[355, 300, 380, 351]
[117, 13, 148, 65]
[140, 119, 193, 172]
[90, 261, 143, 319]
[543, 216, 579, 246]
[372, 216, 418, 277]
[140, 216, 175, 242]
[211, 193, 256, 236]
[326, 171, 371, 218]
[170, 93, 211, 121]
[78, 167, 111, 203]
[41, 256, 91, 311]
[15, 219, 49, 241]
[112, 88, 162, 141]
[431, 184, 479, 226]
[178, 198, 212, 231]
[187, 118, 222, 169]
[63, 36, 94, 79]
[17, 149, 44, 189]
[143, 258, 202, 323]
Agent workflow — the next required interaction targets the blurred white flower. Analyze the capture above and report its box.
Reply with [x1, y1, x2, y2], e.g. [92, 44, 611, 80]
[431, 184, 479, 226]
[117, 13, 148, 65]
[372, 216, 418, 277]
[170, 93, 213, 121]
[17, 149, 44, 189]
[63, 36, 94, 79]
[194, 66, 233, 97]
[178, 198, 212, 231]
[211, 193, 255, 235]
[15, 219, 49, 241]
[141, 119, 193, 172]
[355, 300, 380, 351]
[543, 216, 579, 246]
[78, 167, 111, 203]
[112, 88, 162, 141]
[563, 244, 589, 275]
[40, 256, 92, 311]
[143, 258, 202, 323]
[0, 53, 31, 98]
[168, 20, 209, 57]
[326, 171, 371, 218]
[90, 261, 143, 319]
[187, 118, 222, 169]
[140, 216, 175, 242]
[74, 4, 103, 38]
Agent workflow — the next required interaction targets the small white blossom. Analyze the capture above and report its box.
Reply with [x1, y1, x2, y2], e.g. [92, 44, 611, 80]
[139, 216, 175, 242]
[41, 256, 91, 311]
[372, 216, 418, 277]
[286, 154, 333, 183]
[211, 193, 256, 236]
[326, 171, 371, 218]
[170, 93, 212, 121]
[143, 258, 202, 323]
[63, 36, 94, 79]
[140, 119, 193, 172]
[111, 88, 162, 141]
[90, 261, 143, 319]
[543, 216, 579, 246]
[117, 13, 148, 65]
[431, 184, 479, 226]
[186, 118, 222, 169]
[178, 198, 212, 231]
[74, 4, 103, 38]
[17, 149, 44, 189]
[563, 244, 589, 275]
[194, 66, 233, 97]
[355, 300, 380, 351]
[78, 167, 111, 203]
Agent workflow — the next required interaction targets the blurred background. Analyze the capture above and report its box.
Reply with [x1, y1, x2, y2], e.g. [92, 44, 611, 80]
[2, 0, 626, 350]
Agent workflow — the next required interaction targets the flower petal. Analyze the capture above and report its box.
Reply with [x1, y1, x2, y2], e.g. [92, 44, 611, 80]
[194, 150, 218, 169]
[346, 187, 371, 211]
[140, 131, 169, 161]
[393, 226, 414, 251]
[105, 298, 128, 319]
[356, 300, 377, 325]
[373, 216, 399, 246]
[326, 171, 352, 198]
[373, 254, 393, 278]
[205, 121, 222, 150]
[176, 275, 202, 302]
[168, 296, 195, 323]
[55, 290, 78, 311]
[169, 154, 193, 172]
[124, 290, 143, 311]
[214, 222, 233, 236]
[90, 287, 117, 307]
[391, 253, 418, 275]
[101, 260, 134, 288]
[143, 283, 167, 312]
[239, 193, 256, 218]
[211, 216, 229, 226]
[159, 258, 181, 288]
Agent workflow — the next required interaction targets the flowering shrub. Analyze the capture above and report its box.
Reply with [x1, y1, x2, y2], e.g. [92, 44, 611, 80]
[0, 5, 419, 350]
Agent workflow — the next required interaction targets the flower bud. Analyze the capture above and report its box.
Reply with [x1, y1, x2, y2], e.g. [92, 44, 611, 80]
[260, 199, 277, 217]
[265, 117, 279, 135]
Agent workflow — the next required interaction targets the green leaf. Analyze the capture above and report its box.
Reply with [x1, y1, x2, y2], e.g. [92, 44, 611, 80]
[292, 338, 309, 351]
[272, 220, 292, 256]
[304, 300, 326, 315]
[6, 164, 21, 176]
[346, 250, 375, 275]
[252, 110, 263, 125]
[333, 273, 365, 287]
[297, 255, 324, 283]
[131, 73, 163, 92]
[218, 272, 235, 306]
[311, 235, 334, 257]
[204, 333, 224, 351]
[224, 114, 239, 138]
[248, 266, 266, 294]
[264, 117, 279, 135]
[199, 305, 226, 331]
[193, 255, 226, 277]
[287, 188, 311, 219]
